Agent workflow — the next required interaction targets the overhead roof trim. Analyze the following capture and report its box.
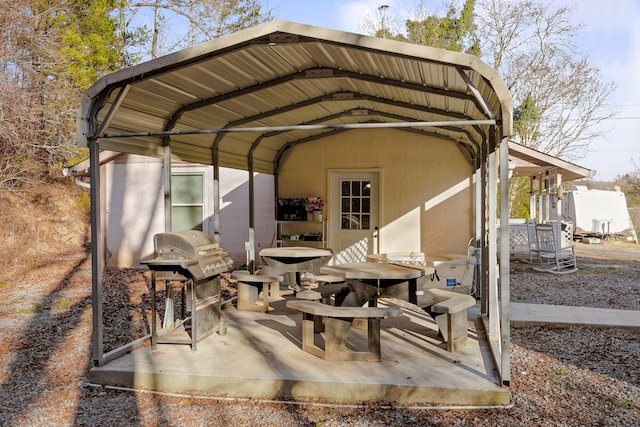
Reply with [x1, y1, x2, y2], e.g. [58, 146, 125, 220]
[508, 141, 591, 181]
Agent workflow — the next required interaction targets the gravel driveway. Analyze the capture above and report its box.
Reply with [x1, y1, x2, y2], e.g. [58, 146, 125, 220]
[0, 242, 638, 426]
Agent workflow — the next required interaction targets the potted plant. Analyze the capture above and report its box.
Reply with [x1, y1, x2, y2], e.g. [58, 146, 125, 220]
[306, 197, 324, 222]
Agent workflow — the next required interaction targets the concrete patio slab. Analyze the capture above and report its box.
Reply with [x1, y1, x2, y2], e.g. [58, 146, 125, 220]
[89, 297, 510, 406]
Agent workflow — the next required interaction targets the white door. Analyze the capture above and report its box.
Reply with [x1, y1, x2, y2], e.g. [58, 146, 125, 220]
[329, 171, 379, 263]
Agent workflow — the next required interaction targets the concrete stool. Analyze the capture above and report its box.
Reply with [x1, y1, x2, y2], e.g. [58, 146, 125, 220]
[255, 270, 292, 298]
[232, 271, 280, 313]
[295, 289, 323, 331]
[314, 275, 349, 306]
[299, 279, 319, 291]
[296, 289, 322, 301]
[426, 288, 476, 352]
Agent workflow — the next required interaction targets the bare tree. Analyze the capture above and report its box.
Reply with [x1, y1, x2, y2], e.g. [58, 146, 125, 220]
[358, 0, 616, 217]
[123, 0, 274, 59]
[0, 1, 66, 188]
[0, 0, 121, 190]
[476, 0, 616, 161]
[358, 0, 476, 48]
[360, 4, 404, 39]
[365, 1, 616, 161]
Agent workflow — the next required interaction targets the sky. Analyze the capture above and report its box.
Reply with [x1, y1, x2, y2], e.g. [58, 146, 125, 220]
[273, 0, 640, 181]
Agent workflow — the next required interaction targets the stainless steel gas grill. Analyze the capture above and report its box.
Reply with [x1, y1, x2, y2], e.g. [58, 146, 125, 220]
[142, 230, 233, 351]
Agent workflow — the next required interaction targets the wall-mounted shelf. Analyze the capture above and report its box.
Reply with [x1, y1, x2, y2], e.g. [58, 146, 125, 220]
[276, 220, 327, 248]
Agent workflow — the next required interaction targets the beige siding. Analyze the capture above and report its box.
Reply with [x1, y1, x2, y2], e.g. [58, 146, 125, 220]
[278, 129, 473, 256]
[104, 156, 165, 267]
[218, 169, 275, 266]
[103, 154, 275, 267]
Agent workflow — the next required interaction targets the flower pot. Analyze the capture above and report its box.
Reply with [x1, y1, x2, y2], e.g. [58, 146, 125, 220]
[312, 210, 322, 222]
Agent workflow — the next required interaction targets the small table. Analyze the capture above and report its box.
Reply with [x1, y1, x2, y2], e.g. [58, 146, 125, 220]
[259, 246, 333, 287]
[319, 262, 434, 307]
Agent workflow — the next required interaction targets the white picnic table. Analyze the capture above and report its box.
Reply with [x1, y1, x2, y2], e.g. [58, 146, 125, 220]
[258, 246, 333, 285]
[320, 262, 434, 307]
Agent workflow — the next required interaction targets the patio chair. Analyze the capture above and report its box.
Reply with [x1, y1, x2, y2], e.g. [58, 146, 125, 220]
[533, 224, 578, 274]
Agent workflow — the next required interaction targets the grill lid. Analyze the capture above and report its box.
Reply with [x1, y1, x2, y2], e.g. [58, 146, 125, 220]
[154, 230, 219, 260]
[146, 230, 233, 279]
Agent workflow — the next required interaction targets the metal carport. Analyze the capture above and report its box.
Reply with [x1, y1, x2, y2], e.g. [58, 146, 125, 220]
[77, 20, 513, 385]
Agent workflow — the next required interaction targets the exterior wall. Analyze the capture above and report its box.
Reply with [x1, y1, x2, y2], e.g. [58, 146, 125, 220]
[104, 155, 165, 267]
[218, 169, 275, 267]
[103, 154, 275, 268]
[277, 128, 473, 256]
[102, 128, 473, 267]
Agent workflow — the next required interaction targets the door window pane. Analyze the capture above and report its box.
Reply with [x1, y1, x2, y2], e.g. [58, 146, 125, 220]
[362, 180, 371, 196]
[361, 214, 370, 229]
[352, 181, 360, 196]
[340, 179, 371, 230]
[341, 181, 350, 196]
[341, 197, 350, 212]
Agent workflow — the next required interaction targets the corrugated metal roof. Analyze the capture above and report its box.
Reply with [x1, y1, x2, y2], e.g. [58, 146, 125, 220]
[78, 20, 514, 174]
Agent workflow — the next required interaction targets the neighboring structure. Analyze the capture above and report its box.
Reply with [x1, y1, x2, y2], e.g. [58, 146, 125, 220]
[563, 186, 638, 241]
[503, 142, 592, 256]
[77, 20, 513, 386]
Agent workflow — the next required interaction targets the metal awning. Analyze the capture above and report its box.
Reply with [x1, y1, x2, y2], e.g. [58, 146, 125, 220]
[508, 141, 591, 181]
[78, 20, 513, 173]
[79, 20, 516, 387]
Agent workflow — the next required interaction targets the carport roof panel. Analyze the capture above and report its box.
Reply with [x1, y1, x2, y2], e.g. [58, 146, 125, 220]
[78, 20, 513, 173]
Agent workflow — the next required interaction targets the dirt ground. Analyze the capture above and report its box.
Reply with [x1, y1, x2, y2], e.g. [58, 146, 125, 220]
[0, 183, 638, 426]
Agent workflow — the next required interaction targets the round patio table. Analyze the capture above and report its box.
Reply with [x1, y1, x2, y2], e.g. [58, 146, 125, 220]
[319, 262, 434, 307]
[258, 247, 333, 287]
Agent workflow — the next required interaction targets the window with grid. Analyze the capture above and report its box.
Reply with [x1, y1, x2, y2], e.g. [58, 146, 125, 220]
[171, 173, 204, 231]
[340, 179, 371, 230]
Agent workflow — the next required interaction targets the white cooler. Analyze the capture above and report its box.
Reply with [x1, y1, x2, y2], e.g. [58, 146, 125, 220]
[423, 255, 474, 291]
[366, 252, 476, 293]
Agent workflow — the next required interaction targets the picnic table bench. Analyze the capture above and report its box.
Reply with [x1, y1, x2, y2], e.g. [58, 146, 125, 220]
[286, 300, 402, 362]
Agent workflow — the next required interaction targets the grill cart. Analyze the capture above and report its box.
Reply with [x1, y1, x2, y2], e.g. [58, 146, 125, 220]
[142, 230, 233, 351]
